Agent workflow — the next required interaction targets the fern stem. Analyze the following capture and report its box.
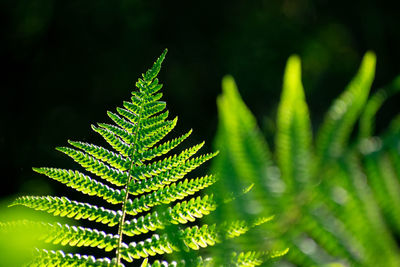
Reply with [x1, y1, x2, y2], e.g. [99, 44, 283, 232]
[115, 177, 132, 265]
[115, 105, 144, 265]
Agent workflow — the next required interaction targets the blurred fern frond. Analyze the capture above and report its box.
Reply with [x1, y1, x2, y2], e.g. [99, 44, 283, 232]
[1, 50, 285, 266]
[212, 52, 400, 266]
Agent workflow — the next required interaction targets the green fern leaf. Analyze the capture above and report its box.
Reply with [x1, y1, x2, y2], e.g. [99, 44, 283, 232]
[123, 195, 216, 236]
[120, 217, 273, 262]
[143, 248, 289, 267]
[316, 52, 376, 166]
[3, 50, 277, 266]
[29, 249, 119, 267]
[124, 175, 217, 216]
[32, 167, 124, 204]
[359, 75, 400, 138]
[68, 140, 130, 171]
[56, 146, 130, 186]
[231, 248, 290, 267]
[10, 196, 121, 226]
[91, 125, 132, 158]
[135, 130, 192, 163]
[276, 55, 312, 192]
[106, 111, 135, 133]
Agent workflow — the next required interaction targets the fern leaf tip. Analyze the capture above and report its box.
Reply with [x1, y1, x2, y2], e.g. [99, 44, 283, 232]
[365, 50, 376, 60]
[161, 48, 168, 59]
[361, 51, 377, 73]
[284, 55, 302, 87]
[67, 140, 78, 146]
[140, 258, 149, 267]
[244, 183, 255, 194]
[32, 167, 44, 174]
[288, 54, 301, 63]
[8, 202, 17, 208]
[91, 124, 99, 132]
[222, 75, 238, 94]
[270, 247, 290, 258]
[55, 146, 69, 155]
[222, 74, 234, 82]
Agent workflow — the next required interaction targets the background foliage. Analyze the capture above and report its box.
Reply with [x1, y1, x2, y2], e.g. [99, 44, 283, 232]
[210, 53, 400, 266]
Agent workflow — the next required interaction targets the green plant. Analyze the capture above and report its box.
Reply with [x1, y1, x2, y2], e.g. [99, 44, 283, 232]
[1, 50, 286, 266]
[212, 52, 400, 266]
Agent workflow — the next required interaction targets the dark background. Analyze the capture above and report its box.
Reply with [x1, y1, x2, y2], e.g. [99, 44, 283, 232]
[1, 0, 399, 199]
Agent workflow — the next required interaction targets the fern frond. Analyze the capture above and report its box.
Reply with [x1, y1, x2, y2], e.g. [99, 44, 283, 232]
[276, 55, 312, 192]
[128, 152, 218, 196]
[129, 142, 205, 180]
[145, 251, 275, 267]
[222, 216, 274, 239]
[144, 258, 208, 267]
[7, 50, 278, 266]
[92, 125, 132, 158]
[299, 209, 360, 264]
[142, 102, 167, 119]
[68, 140, 130, 171]
[139, 118, 176, 141]
[120, 234, 174, 261]
[316, 52, 376, 165]
[140, 111, 169, 130]
[231, 248, 289, 266]
[212, 75, 273, 219]
[135, 129, 192, 163]
[120, 217, 273, 262]
[212, 52, 400, 266]
[116, 107, 139, 124]
[359, 75, 400, 138]
[364, 152, 400, 233]
[167, 195, 216, 224]
[56, 146, 129, 186]
[10, 196, 121, 226]
[231, 251, 264, 266]
[32, 167, 124, 204]
[183, 217, 273, 250]
[107, 111, 135, 133]
[44, 224, 118, 251]
[98, 123, 134, 144]
[125, 175, 217, 216]
[28, 249, 120, 267]
[1, 220, 119, 251]
[137, 117, 178, 152]
[123, 100, 141, 115]
[123, 195, 216, 236]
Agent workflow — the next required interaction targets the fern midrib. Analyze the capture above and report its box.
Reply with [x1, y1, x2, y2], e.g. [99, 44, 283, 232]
[116, 97, 146, 265]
